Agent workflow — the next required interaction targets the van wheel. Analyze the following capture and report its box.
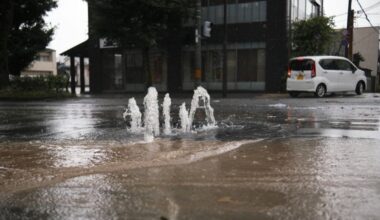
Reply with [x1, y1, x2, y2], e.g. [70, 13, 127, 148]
[315, 84, 326, 98]
[355, 82, 364, 95]
[288, 92, 299, 97]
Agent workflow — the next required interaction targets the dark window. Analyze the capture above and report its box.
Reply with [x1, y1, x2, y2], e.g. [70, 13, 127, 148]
[237, 49, 257, 82]
[204, 50, 223, 82]
[320, 59, 355, 71]
[125, 52, 144, 83]
[202, 1, 266, 25]
[37, 54, 52, 62]
[335, 60, 352, 71]
[289, 59, 314, 71]
[319, 59, 337, 70]
[152, 55, 163, 83]
[113, 54, 123, 89]
[102, 52, 115, 89]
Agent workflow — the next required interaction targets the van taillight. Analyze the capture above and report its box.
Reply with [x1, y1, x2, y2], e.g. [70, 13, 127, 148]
[287, 66, 291, 78]
[311, 62, 316, 78]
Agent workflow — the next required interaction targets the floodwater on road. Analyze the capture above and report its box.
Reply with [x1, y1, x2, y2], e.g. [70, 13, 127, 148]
[1, 93, 380, 219]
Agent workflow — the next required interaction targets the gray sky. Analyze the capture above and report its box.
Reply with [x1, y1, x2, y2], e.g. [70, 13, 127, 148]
[45, 0, 380, 56]
[325, 0, 380, 28]
[45, 0, 88, 57]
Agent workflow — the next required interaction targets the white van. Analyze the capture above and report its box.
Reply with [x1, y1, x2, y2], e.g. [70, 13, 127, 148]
[286, 56, 367, 97]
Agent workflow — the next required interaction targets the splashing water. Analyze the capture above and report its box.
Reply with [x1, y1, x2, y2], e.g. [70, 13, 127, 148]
[163, 93, 172, 135]
[123, 98, 142, 133]
[188, 86, 216, 129]
[143, 87, 160, 142]
[179, 103, 190, 132]
[124, 86, 216, 142]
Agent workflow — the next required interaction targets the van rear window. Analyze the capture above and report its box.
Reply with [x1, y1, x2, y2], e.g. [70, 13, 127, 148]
[289, 59, 314, 71]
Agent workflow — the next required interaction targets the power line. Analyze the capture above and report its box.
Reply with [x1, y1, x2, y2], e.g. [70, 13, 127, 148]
[330, 2, 380, 20]
[355, 0, 379, 33]
[363, 2, 380, 12]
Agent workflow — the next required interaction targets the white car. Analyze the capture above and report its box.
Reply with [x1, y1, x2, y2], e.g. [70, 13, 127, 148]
[286, 56, 367, 98]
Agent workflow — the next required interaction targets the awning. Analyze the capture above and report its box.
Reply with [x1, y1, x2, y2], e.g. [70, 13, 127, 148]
[60, 40, 89, 57]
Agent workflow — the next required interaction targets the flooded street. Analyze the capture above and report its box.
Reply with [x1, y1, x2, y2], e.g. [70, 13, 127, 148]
[1, 93, 380, 219]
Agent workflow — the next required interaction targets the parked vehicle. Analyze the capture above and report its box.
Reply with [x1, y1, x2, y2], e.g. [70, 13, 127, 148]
[286, 56, 367, 97]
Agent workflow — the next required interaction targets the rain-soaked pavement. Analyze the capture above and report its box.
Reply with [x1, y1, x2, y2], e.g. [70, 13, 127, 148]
[0, 92, 380, 219]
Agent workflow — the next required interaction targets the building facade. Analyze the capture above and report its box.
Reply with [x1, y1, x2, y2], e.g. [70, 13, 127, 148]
[328, 26, 379, 91]
[352, 27, 379, 77]
[65, 0, 322, 93]
[22, 49, 57, 77]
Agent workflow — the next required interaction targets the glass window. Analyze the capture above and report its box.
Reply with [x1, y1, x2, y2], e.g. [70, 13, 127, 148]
[37, 54, 51, 62]
[203, 50, 223, 82]
[182, 51, 194, 82]
[113, 54, 123, 89]
[291, 0, 299, 21]
[151, 55, 163, 83]
[259, 1, 266, 22]
[319, 59, 337, 70]
[237, 3, 247, 23]
[204, 2, 267, 24]
[335, 60, 353, 71]
[257, 49, 266, 82]
[306, 0, 318, 18]
[252, 2, 259, 22]
[211, 50, 223, 81]
[298, 0, 306, 20]
[125, 52, 144, 83]
[237, 49, 258, 82]
[290, 59, 314, 70]
[202, 7, 208, 22]
[227, 3, 237, 23]
[215, 5, 224, 24]
[311, 3, 320, 17]
[227, 50, 237, 82]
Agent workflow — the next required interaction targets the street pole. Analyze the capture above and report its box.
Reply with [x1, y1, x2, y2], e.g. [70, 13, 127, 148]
[194, 0, 202, 87]
[345, 0, 354, 60]
[222, 0, 227, 98]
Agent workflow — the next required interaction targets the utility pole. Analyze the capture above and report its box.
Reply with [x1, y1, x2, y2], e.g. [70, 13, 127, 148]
[194, 0, 202, 87]
[345, 0, 354, 60]
[222, 0, 228, 98]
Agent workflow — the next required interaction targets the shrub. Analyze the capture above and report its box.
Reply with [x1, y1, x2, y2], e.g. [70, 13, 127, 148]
[9, 75, 69, 93]
[0, 75, 72, 100]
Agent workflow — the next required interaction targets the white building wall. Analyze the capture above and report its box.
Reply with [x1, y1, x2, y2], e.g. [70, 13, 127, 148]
[22, 49, 57, 76]
[353, 27, 379, 77]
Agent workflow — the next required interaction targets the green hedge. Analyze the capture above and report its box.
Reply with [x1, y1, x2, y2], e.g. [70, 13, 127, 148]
[9, 75, 69, 93]
[0, 75, 73, 100]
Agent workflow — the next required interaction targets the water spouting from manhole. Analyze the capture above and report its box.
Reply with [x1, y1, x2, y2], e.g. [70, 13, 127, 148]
[143, 87, 160, 142]
[163, 93, 172, 135]
[123, 98, 142, 133]
[123, 86, 216, 142]
[188, 86, 216, 131]
[179, 102, 190, 132]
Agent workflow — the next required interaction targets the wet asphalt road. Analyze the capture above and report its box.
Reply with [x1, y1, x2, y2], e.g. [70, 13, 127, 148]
[0, 92, 380, 219]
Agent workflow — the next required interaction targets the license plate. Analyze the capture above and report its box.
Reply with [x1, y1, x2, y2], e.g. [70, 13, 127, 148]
[297, 74, 304, 80]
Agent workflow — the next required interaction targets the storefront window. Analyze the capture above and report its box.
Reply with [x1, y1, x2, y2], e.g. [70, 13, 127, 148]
[201, 50, 223, 82]
[202, 1, 267, 25]
[125, 51, 144, 83]
[113, 54, 123, 89]
[237, 49, 258, 82]
[151, 55, 163, 84]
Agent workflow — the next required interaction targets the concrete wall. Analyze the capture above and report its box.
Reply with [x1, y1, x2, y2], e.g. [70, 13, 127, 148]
[353, 27, 379, 77]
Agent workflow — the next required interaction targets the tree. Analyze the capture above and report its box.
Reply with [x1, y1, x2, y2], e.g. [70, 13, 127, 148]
[353, 52, 365, 67]
[291, 16, 335, 57]
[87, 0, 193, 86]
[0, 0, 56, 89]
